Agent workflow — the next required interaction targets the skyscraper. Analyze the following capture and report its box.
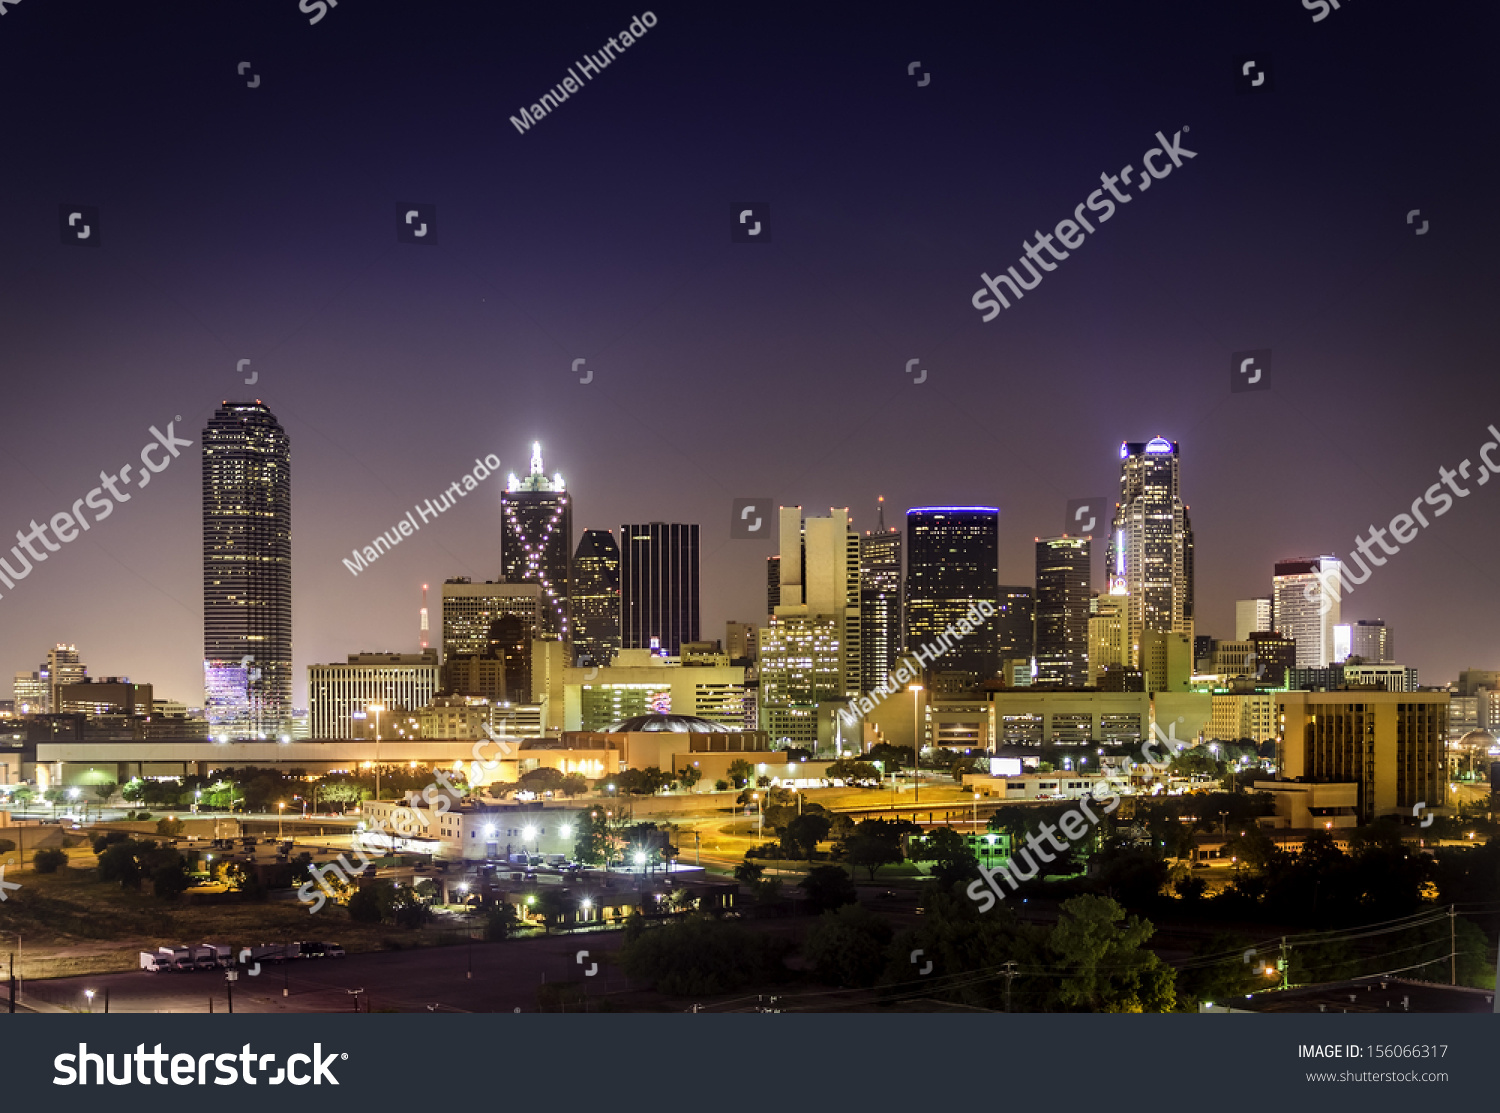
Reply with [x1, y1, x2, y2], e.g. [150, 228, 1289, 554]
[1273, 556, 1343, 667]
[501, 442, 572, 640]
[1034, 536, 1090, 687]
[202, 401, 291, 738]
[572, 529, 621, 667]
[1106, 437, 1194, 666]
[1349, 618, 1393, 663]
[759, 506, 861, 747]
[1088, 596, 1125, 684]
[995, 586, 1035, 663]
[905, 507, 1000, 686]
[860, 499, 903, 694]
[620, 523, 700, 656]
[1235, 597, 1273, 640]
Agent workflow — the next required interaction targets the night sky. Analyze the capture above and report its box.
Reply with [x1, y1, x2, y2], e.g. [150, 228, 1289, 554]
[1, 0, 1496, 708]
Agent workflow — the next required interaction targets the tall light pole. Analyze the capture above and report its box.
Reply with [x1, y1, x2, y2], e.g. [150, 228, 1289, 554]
[909, 684, 923, 809]
[277, 801, 286, 838]
[367, 703, 385, 802]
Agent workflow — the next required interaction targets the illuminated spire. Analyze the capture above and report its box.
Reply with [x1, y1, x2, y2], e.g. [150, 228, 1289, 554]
[877, 495, 885, 531]
[530, 441, 544, 476]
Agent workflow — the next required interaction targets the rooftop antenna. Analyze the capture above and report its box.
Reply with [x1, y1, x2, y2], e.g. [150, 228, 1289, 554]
[877, 495, 886, 531]
[420, 583, 429, 650]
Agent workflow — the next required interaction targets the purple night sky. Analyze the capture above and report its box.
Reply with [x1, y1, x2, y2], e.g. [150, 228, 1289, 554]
[0, 1, 1496, 706]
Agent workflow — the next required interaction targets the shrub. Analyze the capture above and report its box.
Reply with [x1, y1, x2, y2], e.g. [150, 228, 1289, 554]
[33, 847, 69, 873]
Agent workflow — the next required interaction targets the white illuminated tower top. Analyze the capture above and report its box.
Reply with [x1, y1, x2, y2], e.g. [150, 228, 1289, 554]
[508, 441, 565, 493]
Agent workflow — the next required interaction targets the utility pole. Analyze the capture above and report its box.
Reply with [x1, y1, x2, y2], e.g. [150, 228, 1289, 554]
[1003, 961, 1016, 1013]
[1280, 936, 1291, 990]
[1449, 904, 1457, 986]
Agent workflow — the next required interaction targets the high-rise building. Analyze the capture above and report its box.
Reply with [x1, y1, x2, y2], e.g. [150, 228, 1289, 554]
[202, 401, 292, 738]
[860, 499, 903, 694]
[572, 530, 621, 667]
[620, 522, 700, 657]
[1034, 536, 1090, 687]
[1272, 556, 1342, 667]
[766, 555, 781, 615]
[1248, 631, 1298, 688]
[308, 650, 440, 739]
[1274, 691, 1447, 822]
[1349, 619, 1393, 663]
[12, 671, 50, 715]
[759, 507, 861, 748]
[1106, 438, 1194, 667]
[1088, 596, 1126, 685]
[440, 580, 542, 660]
[725, 621, 759, 662]
[1235, 598, 1273, 641]
[906, 507, 1000, 686]
[46, 644, 86, 707]
[501, 442, 572, 640]
[1140, 630, 1192, 693]
[995, 586, 1035, 664]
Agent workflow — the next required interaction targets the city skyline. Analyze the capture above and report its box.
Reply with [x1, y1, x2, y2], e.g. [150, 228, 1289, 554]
[1, 3, 1496, 707]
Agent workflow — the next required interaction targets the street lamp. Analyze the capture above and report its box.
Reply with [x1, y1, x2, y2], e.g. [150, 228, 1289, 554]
[277, 801, 286, 837]
[523, 826, 538, 858]
[367, 703, 385, 801]
[84, 989, 95, 1013]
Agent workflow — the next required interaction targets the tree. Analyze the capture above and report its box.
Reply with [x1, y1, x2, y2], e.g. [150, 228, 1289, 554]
[33, 847, 68, 873]
[559, 774, 589, 797]
[1045, 895, 1175, 1013]
[824, 758, 883, 786]
[911, 826, 979, 888]
[733, 860, 764, 886]
[92, 782, 117, 805]
[155, 816, 185, 837]
[803, 903, 893, 987]
[516, 767, 567, 795]
[485, 902, 520, 940]
[841, 819, 916, 881]
[866, 743, 908, 771]
[97, 841, 144, 888]
[726, 759, 754, 789]
[573, 808, 616, 867]
[618, 915, 791, 996]
[676, 766, 703, 792]
[780, 812, 832, 859]
[798, 864, 857, 913]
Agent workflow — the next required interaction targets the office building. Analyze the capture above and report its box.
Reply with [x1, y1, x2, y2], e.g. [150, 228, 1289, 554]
[1106, 438, 1194, 666]
[620, 522, 700, 657]
[759, 507, 861, 747]
[55, 678, 152, 717]
[995, 585, 1035, 663]
[725, 621, 758, 662]
[1274, 691, 1447, 822]
[1089, 597, 1126, 685]
[571, 529, 621, 668]
[563, 648, 748, 733]
[1140, 630, 1192, 693]
[47, 644, 86, 707]
[1207, 691, 1277, 744]
[906, 507, 1000, 686]
[1348, 619, 1393, 663]
[1034, 536, 1090, 687]
[13, 671, 50, 715]
[1272, 557, 1343, 667]
[501, 442, 572, 640]
[766, 555, 780, 615]
[989, 689, 1150, 746]
[1341, 662, 1419, 692]
[202, 401, 292, 738]
[441, 580, 542, 660]
[1210, 640, 1257, 678]
[1248, 631, 1298, 688]
[1235, 598, 1273, 641]
[860, 501, 903, 694]
[308, 650, 440, 739]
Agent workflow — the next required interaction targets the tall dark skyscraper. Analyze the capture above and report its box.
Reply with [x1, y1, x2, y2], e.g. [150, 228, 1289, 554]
[1034, 536, 1091, 687]
[995, 585, 1035, 664]
[501, 442, 572, 641]
[202, 401, 291, 738]
[572, 529, 621, 667]
[905, 507, 1000, 686]
[860, 499, 903, 693]
[1106, 437, 1194, 666]
[620, 522, 700, 656]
